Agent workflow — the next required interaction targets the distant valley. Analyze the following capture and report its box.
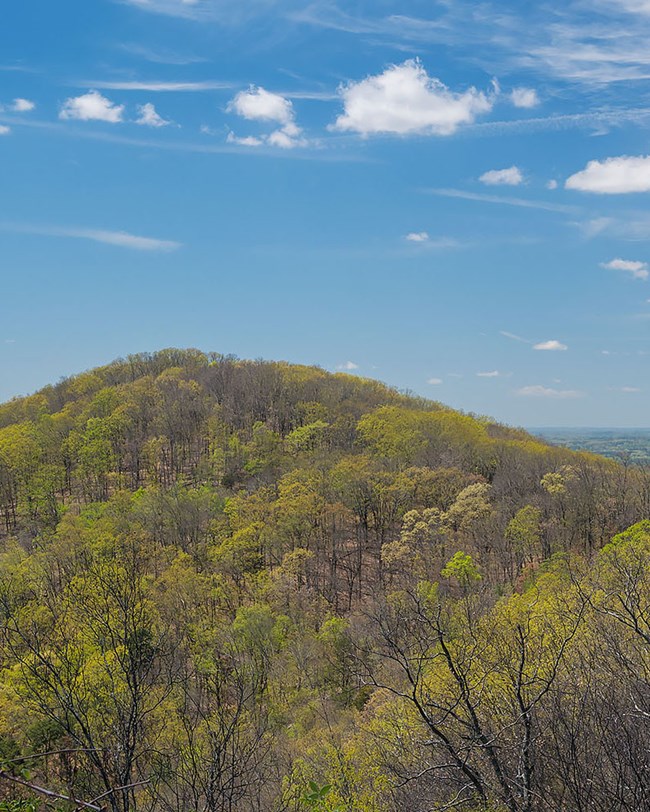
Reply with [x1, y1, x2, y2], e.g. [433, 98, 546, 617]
[531, 427, 650, 464]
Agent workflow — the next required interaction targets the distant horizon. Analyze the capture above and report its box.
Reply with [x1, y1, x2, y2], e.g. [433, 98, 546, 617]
[528, 426, 650, 432]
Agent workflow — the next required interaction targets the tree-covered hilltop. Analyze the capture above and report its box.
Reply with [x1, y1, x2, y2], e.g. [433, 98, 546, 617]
[0, 349, 647, 812]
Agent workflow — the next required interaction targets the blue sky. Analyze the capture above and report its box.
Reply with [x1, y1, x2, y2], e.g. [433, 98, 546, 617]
[2, 0, 650, 426]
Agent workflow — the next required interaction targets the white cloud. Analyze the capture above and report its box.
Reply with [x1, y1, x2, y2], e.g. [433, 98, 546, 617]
[533, 340, 568, 351]
[566, 155, 650, 193]
[331, 59, 493, 136]
[405, 233, 458, 248]
[59, 90, 124, 123]
[600, 258, 649, 280]
[266, 127, 307, 149]
[11, 98, 35, 112]
[620, 386, 642, 393]
[0, 222, 180, 251]
[227, 86, 307, 149]
[337, 361, 359, 371]
[479, 166, 523, 186]
[510, 87, 539, 108]
[226, 132, 263, 147]
[228, 86, 294, 126]
[476, 370, 501, 377]
[427, 377, 443, 385]
[0, 125, 10, 136]
[516, 385, 584, 399]
[135, 102, 171, 127]
[547, 179, 558, 190]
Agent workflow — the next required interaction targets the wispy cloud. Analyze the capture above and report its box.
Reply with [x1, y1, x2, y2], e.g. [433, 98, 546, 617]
[466, 108, 650, 138]
[0, 222, 181, 251]
[291, 5, 450, 41]
[118, 42, 208, 65]
[337, 360, 359, 370]
[117, 0, 214, 20]
[476, 370, 504, 377]
[524, 19, 650, 84]
[289, 1, 650, 88]
[427, 188, 579, 215]
[500, 330, 531, 344]
[516, 385, 584, 399]
[579, 214, 650, 241]
[80, 79, 233, 92]
[116, 0, 291, 23]
[427, 377, 443, 385]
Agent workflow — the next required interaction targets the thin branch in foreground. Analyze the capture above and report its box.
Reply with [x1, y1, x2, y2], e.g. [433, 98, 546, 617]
[0, 771, 103, 811]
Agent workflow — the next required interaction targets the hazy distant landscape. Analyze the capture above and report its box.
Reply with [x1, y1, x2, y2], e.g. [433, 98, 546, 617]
[532, 428, 650, 464]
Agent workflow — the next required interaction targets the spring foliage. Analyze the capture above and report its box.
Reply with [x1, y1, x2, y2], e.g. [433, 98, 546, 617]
[0, 350, 647, 811]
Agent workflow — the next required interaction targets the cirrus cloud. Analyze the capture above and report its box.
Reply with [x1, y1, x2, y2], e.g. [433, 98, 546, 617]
[516, 385, 584, 399]
[331, 59, 493, 137]
[0, 222, 181, 251]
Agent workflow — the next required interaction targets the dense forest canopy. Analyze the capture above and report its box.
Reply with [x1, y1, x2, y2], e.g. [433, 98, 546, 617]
[0, 349, 648, 812]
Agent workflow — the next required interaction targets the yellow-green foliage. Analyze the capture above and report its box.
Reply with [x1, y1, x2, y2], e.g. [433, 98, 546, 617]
[0, 351, 645, 812]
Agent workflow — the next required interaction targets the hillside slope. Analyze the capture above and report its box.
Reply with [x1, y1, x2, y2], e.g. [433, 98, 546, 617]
[0, 349, 647, 812]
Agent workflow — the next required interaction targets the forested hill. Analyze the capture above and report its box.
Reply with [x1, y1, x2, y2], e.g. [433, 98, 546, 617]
[0, 349, 648, 812]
